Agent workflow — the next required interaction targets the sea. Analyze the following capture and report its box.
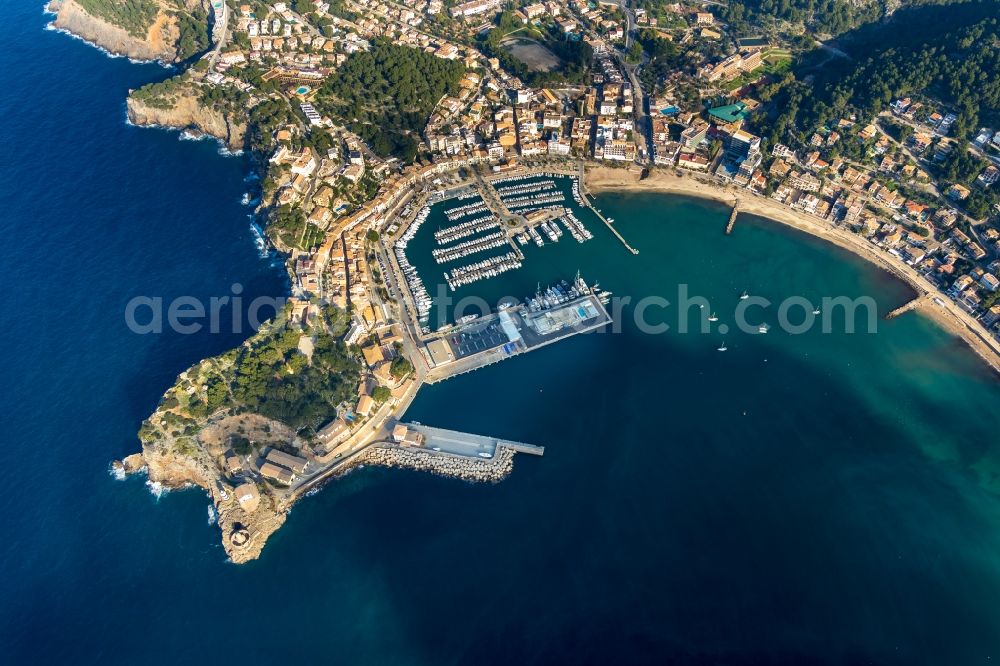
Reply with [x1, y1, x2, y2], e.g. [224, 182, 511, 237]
[2, 4, 1000, 664]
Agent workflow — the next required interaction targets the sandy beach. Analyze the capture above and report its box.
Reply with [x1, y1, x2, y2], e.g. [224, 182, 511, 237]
[585, 164, 1000, 376]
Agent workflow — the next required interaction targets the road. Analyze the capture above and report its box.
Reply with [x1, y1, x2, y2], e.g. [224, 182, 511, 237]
[203, 0, 229, 68]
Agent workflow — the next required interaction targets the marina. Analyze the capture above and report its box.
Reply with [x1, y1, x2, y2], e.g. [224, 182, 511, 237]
[434, 214, 502, 245]
[391, 173, 604, 331]
[445, 252, 523, 291]
[443, 200, 490, 222]
[431, 231, 510, 264]
[393, 204, 433, 327]
[422, 274, 613, 382]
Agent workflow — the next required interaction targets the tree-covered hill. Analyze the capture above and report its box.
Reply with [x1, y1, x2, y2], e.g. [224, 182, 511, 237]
[762, 0, 1000, 145]
[315, 39, 466, 162]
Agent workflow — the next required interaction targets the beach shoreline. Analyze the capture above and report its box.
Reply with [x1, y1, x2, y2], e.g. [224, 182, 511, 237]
[584, 165, 1000, 377]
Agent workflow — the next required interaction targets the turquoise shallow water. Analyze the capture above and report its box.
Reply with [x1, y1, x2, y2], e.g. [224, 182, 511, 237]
[3, 4, 1000, 664]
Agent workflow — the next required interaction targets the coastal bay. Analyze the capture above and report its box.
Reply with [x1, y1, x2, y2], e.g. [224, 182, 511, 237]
[4, 1, 1000, 663]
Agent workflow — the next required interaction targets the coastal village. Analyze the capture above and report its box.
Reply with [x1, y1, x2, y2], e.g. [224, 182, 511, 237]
[53, 0, 1000, 561]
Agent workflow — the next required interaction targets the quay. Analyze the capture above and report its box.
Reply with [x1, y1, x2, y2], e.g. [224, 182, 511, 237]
[403, 423, 544, 458]
[726, 199, 740, 234]
[421, 285, 613, 383]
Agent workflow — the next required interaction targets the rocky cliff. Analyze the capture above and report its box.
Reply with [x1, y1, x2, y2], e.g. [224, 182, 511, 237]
[48, 0, 185, 63]
[127, 92, 246, 150]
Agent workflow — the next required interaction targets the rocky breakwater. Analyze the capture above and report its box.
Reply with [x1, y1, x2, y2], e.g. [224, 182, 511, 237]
[356, 444, 516, 482]
[127, 84, 247, 151]
[47, 0, 194, 63]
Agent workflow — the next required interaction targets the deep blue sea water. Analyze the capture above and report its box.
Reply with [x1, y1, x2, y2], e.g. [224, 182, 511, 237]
[3, 4, 1000, 664]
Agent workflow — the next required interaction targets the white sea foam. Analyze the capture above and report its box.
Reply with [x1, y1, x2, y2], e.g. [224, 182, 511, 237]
[124, 113, 240, 156]
[250, 219, 270, 258]
[109, 464, 126, 481]
[44, 21, 172, 68]
[207, 505, 217, 525]
[146, 480, 165, 500]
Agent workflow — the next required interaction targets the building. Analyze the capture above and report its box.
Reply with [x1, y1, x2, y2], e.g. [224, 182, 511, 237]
[260, 461, 295, 485]
[726, 129, 760, 163]
[265, 449, 309, 474]
[708, 102, 749, 125]
[680, 122, 709, 149]
[601, 139, 637, 162]
[234, 482, 260, 512]
[224, 454, 242, 476]
[357, 394, 375, 417]
[391, 424, 425, 447]
[316, 418, 350, 451]
[449, 0, 504, 18]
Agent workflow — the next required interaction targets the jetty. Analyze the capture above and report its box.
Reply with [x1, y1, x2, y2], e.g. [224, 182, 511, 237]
[577, 164, 639, 255]
[404, 423, 545, 458]
[885, 293, 932, 319]
[726, 199, 739, 234]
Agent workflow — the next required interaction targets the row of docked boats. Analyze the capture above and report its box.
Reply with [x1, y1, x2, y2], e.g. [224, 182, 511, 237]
[540, 220, 562, 242]
[570, 176, 584, 205]
[431, 231, 508, 264]
[444, 252, 522, 291]
[494, 179, 557, 198]
[443, 200, 489, 222]
[393, 205, 432, 326]
[504, 191, 566, 210]
[561, 212, 594, 242]
[434, 214, 501, 245]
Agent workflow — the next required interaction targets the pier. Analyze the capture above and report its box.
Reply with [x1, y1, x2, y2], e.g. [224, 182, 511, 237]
[885, 293, 932, 319]
[403, 423, 544, 458]
[422, 285, 614, 384]
[726, 199, 739, 234]
[578, 163, 639, 255]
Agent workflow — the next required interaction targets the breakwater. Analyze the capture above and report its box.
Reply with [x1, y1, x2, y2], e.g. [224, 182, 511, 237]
[356, 444, 515, 482]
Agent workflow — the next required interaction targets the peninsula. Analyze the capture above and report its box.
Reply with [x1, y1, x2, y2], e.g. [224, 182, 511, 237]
[52, 0, 1000, 562]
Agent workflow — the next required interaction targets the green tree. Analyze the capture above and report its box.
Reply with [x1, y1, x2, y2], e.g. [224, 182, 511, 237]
[390, 356, 414, 379]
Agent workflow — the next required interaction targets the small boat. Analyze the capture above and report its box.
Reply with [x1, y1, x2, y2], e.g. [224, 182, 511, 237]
[717, 340, 728, 351]
[812, 308, 821, 315]
[740, 290, 749, 300]
[758, 323, 769, 334]
[708, 312, 719, 322]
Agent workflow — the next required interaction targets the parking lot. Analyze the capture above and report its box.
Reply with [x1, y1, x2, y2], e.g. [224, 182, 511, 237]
[448, 320, 508, 359]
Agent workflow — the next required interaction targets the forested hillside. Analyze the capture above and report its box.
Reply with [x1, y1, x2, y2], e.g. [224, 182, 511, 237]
[762, 0, 1000, 145]
[315, 39, 465, 162]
